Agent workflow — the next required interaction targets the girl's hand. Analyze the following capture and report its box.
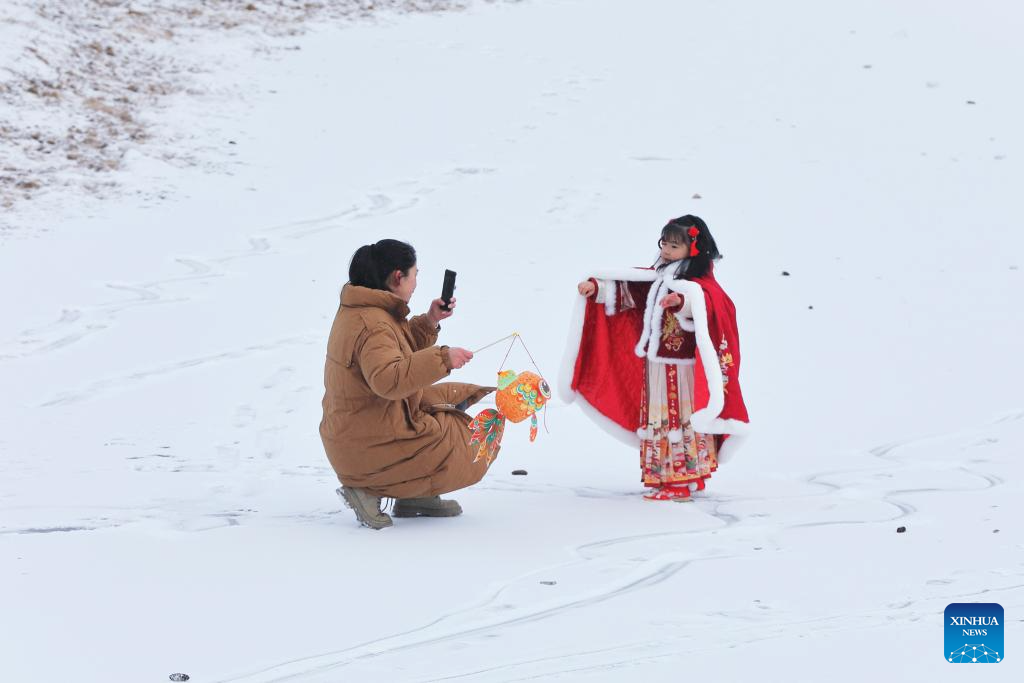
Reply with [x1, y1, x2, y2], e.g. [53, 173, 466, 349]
[427, 297, 456, 325]
[447, 347, 473, 369]
[660, 292, 683, 309]
[577, 281, 596, 297]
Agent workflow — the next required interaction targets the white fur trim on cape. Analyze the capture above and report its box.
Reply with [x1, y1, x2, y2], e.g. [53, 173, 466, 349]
[574, 394, 641, 447]
[663, 278, 748, 436]
[559, 292, 588, 404]
[633, 278, 664, 358]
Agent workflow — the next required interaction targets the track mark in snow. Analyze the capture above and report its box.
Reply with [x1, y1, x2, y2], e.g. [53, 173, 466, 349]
[213, 558, 705, 683]
[104, 282, 161, 304]
[0, 255, 222, 361]
[264, 206, 359, 233]
[3, 525, 97, 535]
[6, 165, 500, 361]
[630, 156, 680, 162]
[39, 335, 318, 407]
[216, 237, 274, 263]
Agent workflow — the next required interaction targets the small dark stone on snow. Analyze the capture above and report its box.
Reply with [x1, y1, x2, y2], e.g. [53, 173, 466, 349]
[540, 580, 557, 585]
[781, 271, 790, 276]
[170, 675, 190, 682]
[967, 100, 976, 105]
[808, 306, 814, 310]
[692, 193, 702, 199]
[897, 526, 907, 533]
[993, 529, 1000, 533]
[512, 469, 528, 476]
[228, 140, 237, 145]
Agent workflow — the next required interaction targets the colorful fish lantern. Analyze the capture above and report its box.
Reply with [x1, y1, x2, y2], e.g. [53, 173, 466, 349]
[469, 369, 551, 465]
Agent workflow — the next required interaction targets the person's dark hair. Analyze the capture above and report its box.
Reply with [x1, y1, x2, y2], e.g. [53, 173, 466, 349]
[657, 214, 721, 279]
[348, 239, 417, 291]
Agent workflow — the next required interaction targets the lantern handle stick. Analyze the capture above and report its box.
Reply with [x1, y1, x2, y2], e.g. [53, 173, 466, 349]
[473, 332, 519, 354]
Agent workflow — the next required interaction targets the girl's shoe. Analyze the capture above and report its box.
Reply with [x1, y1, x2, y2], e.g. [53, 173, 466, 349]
[643, 485, 692, 502]
[693, 478, 706, 492]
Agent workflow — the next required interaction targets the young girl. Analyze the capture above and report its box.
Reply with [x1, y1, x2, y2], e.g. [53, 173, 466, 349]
[561, 215, 749, 501]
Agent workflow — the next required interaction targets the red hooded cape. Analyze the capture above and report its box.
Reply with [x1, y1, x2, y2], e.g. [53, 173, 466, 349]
[559, 265, 750, 462]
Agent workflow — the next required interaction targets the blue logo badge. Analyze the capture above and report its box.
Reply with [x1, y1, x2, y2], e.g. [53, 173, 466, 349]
[945, 603, 1003, 663]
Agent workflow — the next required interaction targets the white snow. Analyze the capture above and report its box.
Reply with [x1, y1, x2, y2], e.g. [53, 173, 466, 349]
[1, 0, 1022, 681]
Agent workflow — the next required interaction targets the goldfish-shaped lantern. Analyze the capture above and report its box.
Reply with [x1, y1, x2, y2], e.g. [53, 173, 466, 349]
[469, 369, 551, 465]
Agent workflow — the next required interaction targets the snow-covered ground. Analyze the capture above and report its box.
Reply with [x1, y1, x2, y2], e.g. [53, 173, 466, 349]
[0, 0, 485, 222]
[1, 0, 1022, 680]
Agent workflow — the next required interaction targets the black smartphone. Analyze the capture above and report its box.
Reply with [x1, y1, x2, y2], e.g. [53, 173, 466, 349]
[440, 269, 457, 311]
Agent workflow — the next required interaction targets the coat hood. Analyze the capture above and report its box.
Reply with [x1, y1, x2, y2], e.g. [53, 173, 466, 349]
[340, 283, 410, 320]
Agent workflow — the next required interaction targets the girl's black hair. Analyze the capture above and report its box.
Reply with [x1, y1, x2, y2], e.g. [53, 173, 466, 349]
[658, 214, 721, 279]
[348, 239, 417, 291]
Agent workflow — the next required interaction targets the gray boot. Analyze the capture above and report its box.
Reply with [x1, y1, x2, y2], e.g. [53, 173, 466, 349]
[393, 495, 463, 518]
[337, 486, 393, 530]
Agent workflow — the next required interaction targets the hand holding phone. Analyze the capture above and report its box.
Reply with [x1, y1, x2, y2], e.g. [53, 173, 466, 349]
[440, 269, 457, 311]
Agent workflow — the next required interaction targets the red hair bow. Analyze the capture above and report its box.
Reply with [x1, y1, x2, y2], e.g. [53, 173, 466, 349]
[687, 226, 700, 257]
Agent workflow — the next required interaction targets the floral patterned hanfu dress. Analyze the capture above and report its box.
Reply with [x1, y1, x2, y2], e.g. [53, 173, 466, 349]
[598, 274, 721, 498]
[640, 345, 719, 491]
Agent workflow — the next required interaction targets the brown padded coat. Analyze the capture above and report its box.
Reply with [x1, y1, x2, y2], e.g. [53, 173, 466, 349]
[319, 284, 494, 498]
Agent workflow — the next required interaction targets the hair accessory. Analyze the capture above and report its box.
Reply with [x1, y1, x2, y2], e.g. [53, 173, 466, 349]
[687, 226, 700, 257]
